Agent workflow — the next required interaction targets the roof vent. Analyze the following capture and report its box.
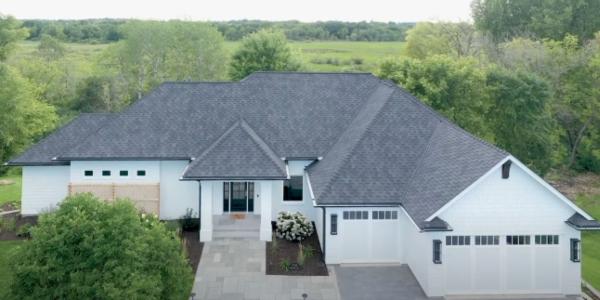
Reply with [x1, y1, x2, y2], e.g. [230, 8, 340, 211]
[502, 160, 512, 179]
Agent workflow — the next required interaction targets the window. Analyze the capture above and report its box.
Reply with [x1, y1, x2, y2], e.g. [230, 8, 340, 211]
[570, 239, 581, 262]
[445, 235, 471, 246]
[535, 235, 559, 245]
[283, 175, 303, 201]
[372, 210, 398, 220]
[137, 170, 146, 176]
[102, 170, 111, 176]
[475, 235, 499, 245]
[433, 240, 442, 264]
[119, 170, 128, 177]
[331, 214, 338, 235]
[84, 170, 93, 177]
[506, 235, 531, 245]
[343, 211, 368, 220]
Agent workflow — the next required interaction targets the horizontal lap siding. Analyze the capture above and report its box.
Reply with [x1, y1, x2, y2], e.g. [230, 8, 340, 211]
[21, 166, 70, 215]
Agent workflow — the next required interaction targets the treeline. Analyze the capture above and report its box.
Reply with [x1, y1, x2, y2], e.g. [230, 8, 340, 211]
[21, 19, 413, 43]
[378, 0, 600, 175]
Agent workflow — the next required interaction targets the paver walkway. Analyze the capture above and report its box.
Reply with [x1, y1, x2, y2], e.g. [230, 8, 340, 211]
[192, 239, 340, 300]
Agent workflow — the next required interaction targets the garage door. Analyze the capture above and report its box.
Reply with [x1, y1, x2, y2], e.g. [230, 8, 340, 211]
[337, 210, 401, 263]
[445, 234, 562, 295]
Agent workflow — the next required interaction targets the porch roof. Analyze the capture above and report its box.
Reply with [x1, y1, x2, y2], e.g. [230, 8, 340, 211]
[181, 120, 287, 180]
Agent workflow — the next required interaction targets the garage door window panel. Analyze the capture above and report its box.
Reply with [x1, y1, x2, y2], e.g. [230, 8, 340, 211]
[446, 235, 470, 246]
[507, 235, 531, 245]
[475, 235, 499, 246]
[535, 235, 559, 245]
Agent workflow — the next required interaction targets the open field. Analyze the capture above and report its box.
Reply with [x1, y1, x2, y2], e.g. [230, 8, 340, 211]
[12, 40, 404, 73]
[0, 175, 21, 208]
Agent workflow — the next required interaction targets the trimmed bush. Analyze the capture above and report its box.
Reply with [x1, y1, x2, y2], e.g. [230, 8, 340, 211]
[9, 193, 193, 300]
[275, 211, 314, 242]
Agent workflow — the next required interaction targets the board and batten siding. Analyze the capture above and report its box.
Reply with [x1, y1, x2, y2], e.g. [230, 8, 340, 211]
[430, 162, 581, 297]
[21, 166, 70, 215]
[271, 160, 317, 221]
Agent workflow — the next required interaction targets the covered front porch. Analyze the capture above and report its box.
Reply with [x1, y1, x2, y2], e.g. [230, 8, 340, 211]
[199, 180, 277, 242]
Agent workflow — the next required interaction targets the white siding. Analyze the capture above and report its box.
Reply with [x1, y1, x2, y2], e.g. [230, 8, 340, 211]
[21, 166, 70, 215]
[159, 161, 199, 220]
[70, 161, 160, 183]
[271, 160, 316, 222]
[434, 163, 581, 296]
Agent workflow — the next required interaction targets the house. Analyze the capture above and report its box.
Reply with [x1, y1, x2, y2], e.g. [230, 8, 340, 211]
[7, 72, 600, 298]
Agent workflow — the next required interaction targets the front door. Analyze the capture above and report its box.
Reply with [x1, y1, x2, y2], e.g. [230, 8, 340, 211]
[223, 182, 254, 213]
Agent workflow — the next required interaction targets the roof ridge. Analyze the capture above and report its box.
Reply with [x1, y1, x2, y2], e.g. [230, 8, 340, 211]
[193, 121, 241, 162]
[239, 120, 287, 175]
[316, 83, 395, 200]
[391, 83, 508, 156]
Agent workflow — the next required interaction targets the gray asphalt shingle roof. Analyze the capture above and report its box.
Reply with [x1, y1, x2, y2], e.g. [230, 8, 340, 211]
[9, 72, 515, 228]
[566, 213, 600, 230]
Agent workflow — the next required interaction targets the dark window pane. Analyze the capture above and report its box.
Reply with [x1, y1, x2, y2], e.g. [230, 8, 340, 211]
[525, 236, 530, 244]
[331, 214, 338, 235]
[494, 236, 499, 245]
[363, 211, 368, 219]
[379, 211, 385, 219]
[475, 236, 480, 245]
[102, 170, 111, 176]
[433, 240, 442, 264]
[465, 236, 470, 245]
[392, 211, 398, 219]
[459, 236, 464, 245]
[137, 170, 146, 176]
[120, 170, 128, 176]
[343, 211, 349, 219]
[554, 235, 559, 244]
[542, 235, 547, 244]
[283, 176, 303, 201]
[84, 170, 93, 176]
[507, 236, 512, 245]
[385, 211, 391, 219]
[446, 236, 451, 245]
[223, 182, 230, 212]
[452, 236, 458, 245]
[373, 211, 378, 219]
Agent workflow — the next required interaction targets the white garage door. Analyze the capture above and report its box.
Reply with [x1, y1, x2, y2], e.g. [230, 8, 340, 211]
[337, 210, 401, 263]
[445, 234, 562, 295]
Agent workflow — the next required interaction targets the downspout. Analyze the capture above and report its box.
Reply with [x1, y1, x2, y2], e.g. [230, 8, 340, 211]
[321, 206, 326, 263]
[198, 181, 202, 241]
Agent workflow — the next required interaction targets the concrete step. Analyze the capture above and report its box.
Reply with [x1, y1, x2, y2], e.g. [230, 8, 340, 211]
[213, 229, 260, 239]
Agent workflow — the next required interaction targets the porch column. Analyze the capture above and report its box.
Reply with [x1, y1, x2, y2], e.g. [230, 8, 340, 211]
[259, 181, 272, 241]
[200, 181, 213, 242]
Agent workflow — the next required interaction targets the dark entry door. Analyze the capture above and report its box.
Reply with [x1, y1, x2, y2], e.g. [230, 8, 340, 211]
[223, 182, 254, 212]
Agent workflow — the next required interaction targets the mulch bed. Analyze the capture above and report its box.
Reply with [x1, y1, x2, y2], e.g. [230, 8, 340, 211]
[266, 225, 328, 276]
[182, 230, 203, 273]
[0, 203, 18, 212]
[0, 214, 37, 241]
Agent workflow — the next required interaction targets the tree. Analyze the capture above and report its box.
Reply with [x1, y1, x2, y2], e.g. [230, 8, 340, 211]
[485, 67, 555, 174]
[37, 34, 66, 61]
[229, 28, 301, 80]
[10, 193, 193, 299]
[0, 14, 29, 61]
[105, 20, 227, 100]
[377, 55, 491, 138]
[0, 64, 57, 173]
[73, 75, 127, 113]
[472, 0, 600, 43]
[404, 22, 483, 59]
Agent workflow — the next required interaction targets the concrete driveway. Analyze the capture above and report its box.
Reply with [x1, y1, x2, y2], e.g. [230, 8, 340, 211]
[192, 239, 340, 300]
[334, 265, 580, 300]
[335, 265, 429, 300]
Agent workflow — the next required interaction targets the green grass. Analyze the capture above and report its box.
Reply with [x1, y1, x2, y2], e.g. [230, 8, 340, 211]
[0, 174, 21, 207]
[574, 193, 600, 289]
[225, 40, 405, 72]
[0, 241, 23, 299]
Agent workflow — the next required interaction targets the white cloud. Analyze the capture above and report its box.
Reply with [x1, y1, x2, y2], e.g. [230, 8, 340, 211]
[0, 0, 473, 22]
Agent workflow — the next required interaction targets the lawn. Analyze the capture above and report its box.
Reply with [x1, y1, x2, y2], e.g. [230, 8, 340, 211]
[0, 241, 23, 299]
[0, 174, 21, 208]
[574, 193, 600, 289]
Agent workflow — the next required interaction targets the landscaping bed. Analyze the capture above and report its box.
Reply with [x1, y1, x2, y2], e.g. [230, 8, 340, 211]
[266, 221, 328, 276]
[0, 214, 37, 241]
[182, 230, 203, 273]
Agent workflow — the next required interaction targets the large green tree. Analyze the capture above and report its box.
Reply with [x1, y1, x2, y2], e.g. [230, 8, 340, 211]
[229, 28, 301, 80]
[472, 0, 600, 43]
[404, 22, 483, 59]
[378, 55, 491, 138]
[485, 67, 555, 174]
[105, 20, 227, 101]
[0, 15, 28, 61]
[10, 193, 193, 299]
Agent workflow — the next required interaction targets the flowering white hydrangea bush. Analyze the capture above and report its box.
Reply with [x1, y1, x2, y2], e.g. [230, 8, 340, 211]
[275, 211, 314, 242]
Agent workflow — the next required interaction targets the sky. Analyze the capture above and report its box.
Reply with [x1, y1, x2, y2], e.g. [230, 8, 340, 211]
[0, 0, 473, 22]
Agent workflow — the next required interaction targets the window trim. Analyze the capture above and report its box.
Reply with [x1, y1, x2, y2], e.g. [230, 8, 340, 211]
[283, 175, 303, 202]
[331, 214, 338, 235]
[570, 238, 581, 262]
[433, 239, 442, 264]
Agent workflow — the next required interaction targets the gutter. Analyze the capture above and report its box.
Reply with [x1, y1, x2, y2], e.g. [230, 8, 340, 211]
[321, 206, 327, 263]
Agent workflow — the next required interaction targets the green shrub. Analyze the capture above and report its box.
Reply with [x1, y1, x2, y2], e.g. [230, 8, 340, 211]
[301, 244, 315, 259]
[9, 193, 193, 300]
[275, 212, 314, 242]
[179, 208, 199, 231]
[16, 223, 33, 238]
[279, 258, 291, 272]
